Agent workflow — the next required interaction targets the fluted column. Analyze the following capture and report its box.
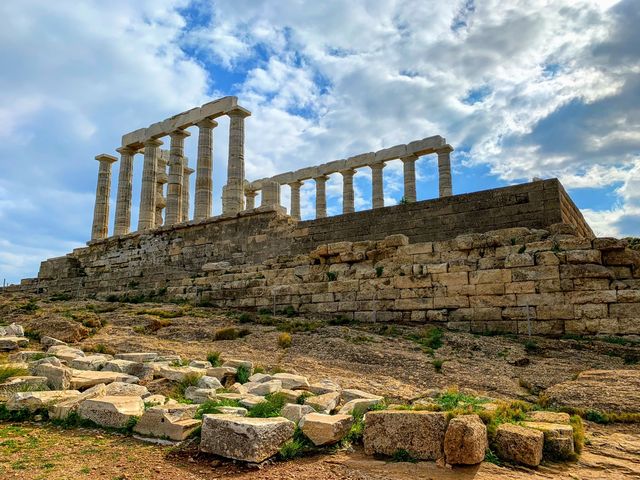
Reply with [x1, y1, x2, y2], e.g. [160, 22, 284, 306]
[245, 190, 257, 210]
[91, 154, 117, 241]
[113, 147, 137, 236]
[370, 162, 385, 209]
[194, 119, 217, 220]
[401, 154, 418, 203]
[155, 152, 168, 227]
[182, 162, 194, 222]
[341, 169, 356, 214]
[288, 181, 303, 220]
[165, 129, 190, 225]
[314, 175, 328, 219]
[437, 145, 454, 197]
[225, 108, 251, 215]
[137, 138, 163, 230]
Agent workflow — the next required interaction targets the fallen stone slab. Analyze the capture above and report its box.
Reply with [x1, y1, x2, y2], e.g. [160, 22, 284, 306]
[206, 366, 237, 384]
[239, 395, 267, 409]
[35, 363, 72, 390]
[4, 323, 24, 337]
[70, 370, 139, 389]
[157, 365, 206, 382]
[543, 369, 640, 413]
[0, 336, 29, 351]
[40, 335, 67, 348]
[185, 387, 217, 404]
[526, 411, 571, 424]
[114, 352, 158, 362]
[0, 376, 48, 392]
[49, 384, 107, 420]
[278, 389, 302, 404]
[281, 403, 315, 423]
[222, 359, 253, 373]
[144, 394, 168, 407]
[77, 395, 145, 428]
[134, 404, 200, 441]
[200, 414, 295, 463]
[338, 398, 382, 416]
[248, 373, 273, 383]
[494, 423, 544, 467]
[8, 390, 81, 411]
[28, 356, 63, 371]
[341, 388, 383, 403]
[308, 380, 341, 395]
[444, 414, 487, 465]
[69, 354, 113, 371]
[273, 373, 310, 390]
[104, 382, 149, 397]
[47, 345, 85, 362]
[189, 360, 211, 369]
[247, 380, 282, 396]
[305, 391, 340, 414]
[523, 421, 575, 460]
[197, 376, 223, 390]
[299, 412, 353, 446]
[363, 411, 448, 460]
[9, 350, 46, 362]
[216, 406, 248, 416]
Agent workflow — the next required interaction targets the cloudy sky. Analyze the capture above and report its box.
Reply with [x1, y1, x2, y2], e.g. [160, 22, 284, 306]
[0, 0, 638, 284]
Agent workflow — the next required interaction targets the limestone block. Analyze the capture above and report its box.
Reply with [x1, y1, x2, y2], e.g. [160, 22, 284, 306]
[536, 305, 574, 320]
[341, 389, 383, 403]
[222, 359, 254, 374]
[247, 380, 282, 396]
[4, 323, 25, 337]
[200, 414, 295, 463]
[69, 354, 112, 371]
[523, 421, 574, 460]
[610, 303, 640, 318]
[273, 373, 310, 390]
[35, 363, 72, 390]
[78, 396, 145, 428]
[240, 395, 268, 409]
[470, 269, 511, 284]
[189, 360, 212, 369]
[567, 290, 617, 304]
[47, 345, 85, 362]
[104, 382, 149, 397]
[308, 380, 341, 395]
[535, 251, 560, 266]
[281, 403, 315, 423]
[511, 266, 559, 282]
[0, 376, 48, 392]
[593, 237, 626, 250]
[526, 411, 570, 424]
[560, 264, 613, 280]
[114, 352, 158, 362]
[8, 390, 81, 411]
[206, 366, 237, 383]
[363, 411, 448, 460]
[248, 373, 273, 383]
[300, 412, 353, 446]
[197, 375, 223, 390]
[49, 383, 107, 420]
[566, 249, 602, 264]
[103, 359, 139, 374]
[374, 144, 407, 162]
[185, 387, 217, 404]
[338, 398, 382, 416]
[494, 423, 543, 467]
[505, 253, 535, 268]
[444, 414, 487, 465]
[305, 391, 341, 414]
[157, 366, 206, 382]
[70, 370, 139, 389]
[379, 234, 409, 248]
[134, 404, 200, 441]
[0, 337, 29, 350]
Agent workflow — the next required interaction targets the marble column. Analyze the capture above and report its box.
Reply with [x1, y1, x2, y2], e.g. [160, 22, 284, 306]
[370, 162, 385, 209]
[401, 154, 418, 203]
[113, 146, 137, 236]
[182, 162, 194, 222]
[137, 138, 163, 231]
[437, 145, 454, 197]
[194, 119, 217, 220]
[155, 152, 168, 227]
[165, 129, 190, 225]
[91, 154, 117, 241]
[245, 190, 257, 210]
[314, 175, 328, 219]
[288, 180, 303, 220]
[341, 169, 356, 214]
[224, 108, 251, 215]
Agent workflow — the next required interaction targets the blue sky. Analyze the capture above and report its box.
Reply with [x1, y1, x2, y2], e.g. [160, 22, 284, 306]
[0, 0, 639, 284]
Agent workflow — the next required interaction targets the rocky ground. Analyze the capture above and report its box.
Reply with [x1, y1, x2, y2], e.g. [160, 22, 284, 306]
[1, 292, 640, 479]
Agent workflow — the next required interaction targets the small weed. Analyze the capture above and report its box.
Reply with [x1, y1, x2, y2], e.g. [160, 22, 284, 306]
[18, 298, 39, 313]
[584, 409, 609, 424]
[195, 399, 242, 418]
[399, 197, 410, 205]
[137, 308, 184, 319]
[484, 448, 502, 465]
[247, 393, 288, 418]
[518, 245, 526, 254]
[391, 448, 417, 463]
[258, 308, 271, 315]
[375, 266, 384, 277]
[236, 365, 251, 384]
[206, 351, 222, 367]
[86, 343, 115, 356]
[171, 372, 203, 402]
[432, 359, 445, 373]
[326, 272, 337, 281]
[328, 315, 352, 326]
[570, 415, 585, 454]
[49, 293, 72, 301]
[238, 312, 254, 324]
[278, 332, 292, 349]
[281, 305, 296, 317]
[434, 387, 489, 413]
[408, 327, 443, 352]
[214, 327, 251, 341]
[279, 427, 314, 460]
[524, 339, 542, 354]
[510, 238, 516, 245]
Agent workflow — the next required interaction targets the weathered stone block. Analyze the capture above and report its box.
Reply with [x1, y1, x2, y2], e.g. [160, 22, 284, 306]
[444, 414, 487, 465]
[523, 421, 574, 460]
[78, 396, 145, 428]
[300, 413, 353, 446]
[494, 423, 543, 467]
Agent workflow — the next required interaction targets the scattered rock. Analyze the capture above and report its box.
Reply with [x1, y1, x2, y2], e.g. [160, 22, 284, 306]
[523, 421, 575, 460]
[69, 354, 112, 371]
[185, 387, 217, 404]
[363, 411, 448, 460]
[197, 376, 223, 390]
[239, 395, 267, 409]
[281, 403, 315, 423]
[189, 360, 211, 369]
[157, 366, 206, 382]
[247, 380, 282, 396]
[70, 370, 139, 389]
[143, 394, 167, 407]
[22, 317, 89, 343]
[47, 345, 85, 362]
[77, 396, 145, 428]
[206, 366, 237, 384]
[40, 336, 66, 347]
[8, 390, 81, 412]
[338, 398, 382, 416]
[216, 406, 248, 416]
[103, 359, 138, 374]
[444, 414, 487, 465]
[0, 376, 48, 392]
[134, 404, 200, 441]
[221, 359, 253, 373]
[114, 352, 158, 362]
[308, 380, 341, 395]
[526, 411, 571, 424]
[299, 412, 353, 446]
[273, 373, 310, 390]
[277, 389, 302, 404]
[0, 337, 29, 351]
[248, 373, 273, 383]
[494, 423, 544, 467]
[341, 388, 383, 403]
[305, 391, 340, 414]
[200, 414, 295, 463]
[4, 323, 25, 337]
[104, 382, 149, 397]
[49, 384, 107, 420]
[34, 363, 72, 390]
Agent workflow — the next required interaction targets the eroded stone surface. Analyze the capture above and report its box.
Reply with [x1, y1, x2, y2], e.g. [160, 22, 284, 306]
[494, 423, 544, 467]
[299, 413, 353, 446]
[305, 391, 340, 414]
[444, 414, 487, 465]
[77, 395, 145, 428]
[8, 390, 81, 411]
[523, 421, 575, 460]
[134, 404, 200, 441]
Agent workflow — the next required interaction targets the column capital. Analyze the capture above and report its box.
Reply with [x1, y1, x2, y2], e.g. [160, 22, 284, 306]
[340, 168, 356, 177]
[401, 154, 419, 163]
[144, 138, 163, 147]
[95, 154, 117, 163]
[227, 107, 252, 118]
[313, 174, 329, 182]
[184, 166, 195, 175]
[245, 189, 257, 198]
[436, 144, 454, 154]
[288, 180, 304, 188]
[370, 162, 385, 171]
[116, 146, 140, 155]
[196, 118, 218, 129]
[169, 129, 191, 139]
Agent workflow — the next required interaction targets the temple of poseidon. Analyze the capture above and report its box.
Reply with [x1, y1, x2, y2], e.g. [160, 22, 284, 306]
[12, 96, 640, 336]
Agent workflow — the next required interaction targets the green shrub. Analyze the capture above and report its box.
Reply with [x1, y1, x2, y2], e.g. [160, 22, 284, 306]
[375, 266, 384, 277]
[279, 427, 313, 460]
[570, 415, 585, 454]
[518, 245, 526, 254]
[484, 448, 502, 465]
[86, 344, 115, 355]
[524, 339, 542, 354]
[247, 393, 288, 418]
[206, 351, 222, 367]
[18, 299, 39, 313]
[278, 332, 292, 349]
[0, 365, 29, 383]
[195, 399, 242, 419]
[170, 372, 203, 402]
[408, 327, 443, 352]
[281, 305, 296, 317]
[136, 308, 184, 319]
[238, 312, 254, 323]
[49, 293, 72, 301]
[434, 387, 489, 413]
[432, 359, 445, 373]
[326, 272, 337, 281]
[236, 365, 251, 384]
[328, 315, 352, 326]
[214, 327, 249, 341]
[584, 409, 609, 424]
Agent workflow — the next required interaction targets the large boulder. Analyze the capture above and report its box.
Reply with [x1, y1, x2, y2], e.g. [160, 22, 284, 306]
[197, 376, 223, 390]
[444, 414, 487, 465]
[273, 373, 310, 390]
[299, 413, 353, 446]
[363, 411, 448, 460]
[200, 414, 295, 463]
[7, 390, 81, 411]
[523, 421, 575, 460]
[0, 337, 29, 351]
[494, 423, 544, 467]
[70, 370, 138, 389]
[34, 363, 72, 390]
[281, 403, 315, 423]
[77, 396, 145, 428]
[49, 384, 107, 420]
[543, 370, 640, 413]
[133, 404, 200, 441]
[305, 391, 340, 414]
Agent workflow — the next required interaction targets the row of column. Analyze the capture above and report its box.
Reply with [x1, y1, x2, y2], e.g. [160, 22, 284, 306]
[243, 145, 453, 221]
[91, 109, 249, 241]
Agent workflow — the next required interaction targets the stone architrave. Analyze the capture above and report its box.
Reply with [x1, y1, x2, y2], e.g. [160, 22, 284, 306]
[182, 162, 194, 222]
[340, 169, 356, 214]
[401, 154, 418, 203]
[288, 181, 303, 220]
[245, 190, 257, 210]
[91, 154, 118, 241]
[137, 138, 163, 230]
[113, 147, 137, 236]
[370, 163, 385, 209]
[165, 129, 190, 225]
[224, 108, 251, 215]
[314, 175, 329, 219]
[437, 145, 453, 197]
[194, 118, 217, 220]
